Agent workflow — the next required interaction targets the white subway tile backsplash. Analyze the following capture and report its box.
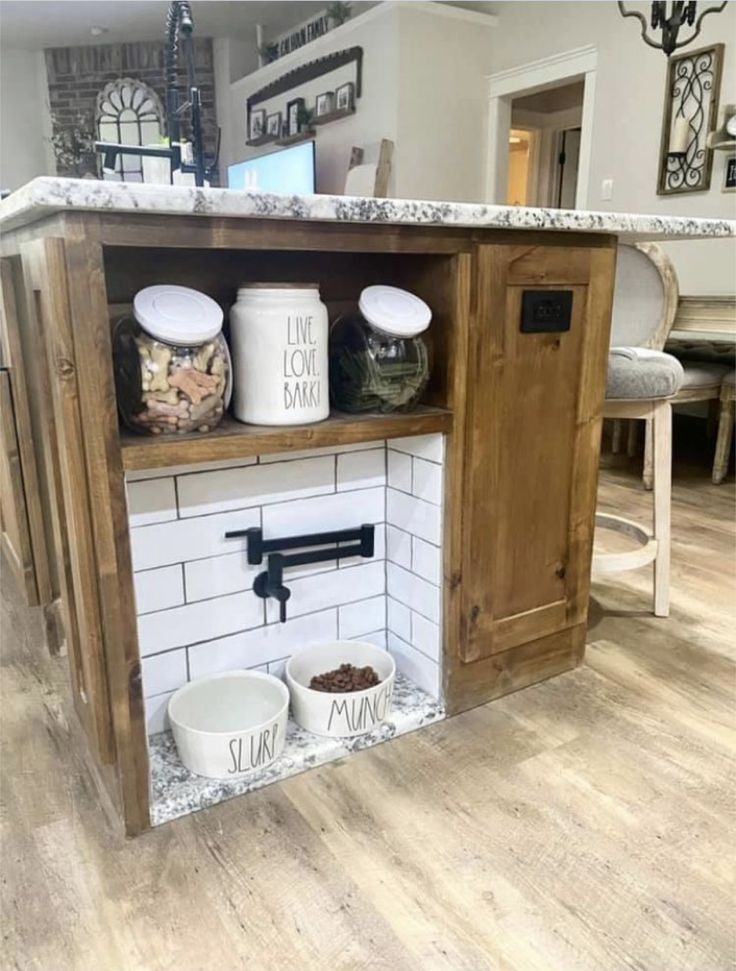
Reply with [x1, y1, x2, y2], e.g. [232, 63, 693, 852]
[177, 455, 335, 518]
[145, 691, 174, 736]
[387, 489, 441, 546]
[412, 536, 441, 586]
[388, 632, 441, 697]
[387, 596, 411, 641]
[184, 552, 260, 602]
[355, 630, 387, 650]
[387, 562, 440, 623]
[127, 478, 177, 527]
[412, 458, 443, 506]
[411, 612, 441, 662]
[134, 565, 184, 615]
[127, 456, 257, 482]
[142, 649, 188, 697]
[337, 448, 385, 492]
[131, 507, 260, 571]
[188, 609, 338, 679]
[259, 440, 385, 463]
[387, 449, 412, 492]
[265, 561, 385, 623]
[386, 524, 412, 569]
[263, 487, 384, 538]
[138, 590, 263, 657]
[339, 595, 386, 638]
[390, 434, 444, 464]
[134, 438, 446, 725]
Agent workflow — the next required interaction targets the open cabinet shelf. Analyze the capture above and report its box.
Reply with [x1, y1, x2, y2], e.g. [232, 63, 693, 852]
[120, 405, 453, 471]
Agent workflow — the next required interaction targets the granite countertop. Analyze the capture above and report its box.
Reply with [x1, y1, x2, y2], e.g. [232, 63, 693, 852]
[1, 177, 734, 240]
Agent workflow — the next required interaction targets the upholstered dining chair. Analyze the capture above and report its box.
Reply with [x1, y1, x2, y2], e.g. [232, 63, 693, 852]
[593, 243, 684, 617]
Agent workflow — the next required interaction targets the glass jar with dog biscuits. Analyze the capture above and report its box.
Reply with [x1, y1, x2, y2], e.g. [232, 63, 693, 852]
[113, 285, 231, 436]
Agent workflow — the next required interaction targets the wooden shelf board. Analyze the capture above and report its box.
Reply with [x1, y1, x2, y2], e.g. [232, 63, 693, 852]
[120, 406, 453, 471]
[312, 107, 356, 126]
[275, 131, 315, 147]
[246, 134, 278, 147]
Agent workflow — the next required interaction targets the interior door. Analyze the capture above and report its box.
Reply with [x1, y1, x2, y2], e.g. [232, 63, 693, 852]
[459, 242, 615, 665]
[557, 127, 581, 209]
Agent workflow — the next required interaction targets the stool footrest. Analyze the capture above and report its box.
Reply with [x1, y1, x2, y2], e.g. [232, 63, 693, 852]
[593, 513, 658, 574]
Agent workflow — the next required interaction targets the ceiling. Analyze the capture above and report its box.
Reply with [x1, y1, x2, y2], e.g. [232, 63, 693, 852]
[512, 80, 585, 114]
[0, 0, 498, 51]
[0, 1, 372, 50]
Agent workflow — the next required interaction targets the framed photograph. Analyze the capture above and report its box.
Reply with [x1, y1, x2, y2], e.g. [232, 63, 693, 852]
[286, 97, 305, 137]
[335, 82, 355, 113]
[266, 112, 282, 139]
[724, 155, 736, 193]
[315, 91, 335, 117]
[248, 108, 266, 141]
[657, 44, 723, 195]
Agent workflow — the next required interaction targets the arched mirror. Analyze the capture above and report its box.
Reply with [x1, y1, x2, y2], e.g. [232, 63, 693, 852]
[96, 78, 164, 182]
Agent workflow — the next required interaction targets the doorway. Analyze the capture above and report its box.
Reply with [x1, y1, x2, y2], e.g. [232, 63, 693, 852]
[486, 45, 597, 209]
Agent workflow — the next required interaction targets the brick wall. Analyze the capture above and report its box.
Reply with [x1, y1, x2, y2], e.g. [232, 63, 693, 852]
[45, 39, 218, 181]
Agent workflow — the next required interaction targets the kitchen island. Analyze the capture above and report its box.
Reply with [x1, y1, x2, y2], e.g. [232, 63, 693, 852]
[1, 178, 732, 836]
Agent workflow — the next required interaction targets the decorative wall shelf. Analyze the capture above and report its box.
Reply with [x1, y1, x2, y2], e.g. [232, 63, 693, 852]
[312, 106, 356, 127]
[246, 133, 278, 148]
[275, 131, 315, 147]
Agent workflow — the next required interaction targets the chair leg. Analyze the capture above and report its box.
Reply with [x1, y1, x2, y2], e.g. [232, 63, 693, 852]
[643, 417, 654, 491]
[611, 419, 624, 454]
[712, 397, 735, 485]
[626, 419, 638, 457]
[652, 401, 672, 617]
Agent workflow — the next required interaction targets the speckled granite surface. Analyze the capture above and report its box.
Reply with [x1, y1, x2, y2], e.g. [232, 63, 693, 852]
[148, 671, 445, 827]
[1, 177, 733, 240]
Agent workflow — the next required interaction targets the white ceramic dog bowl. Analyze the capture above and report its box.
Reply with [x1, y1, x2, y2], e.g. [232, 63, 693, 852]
[168, 671, 289, 779]
[286, 641, 396, 738]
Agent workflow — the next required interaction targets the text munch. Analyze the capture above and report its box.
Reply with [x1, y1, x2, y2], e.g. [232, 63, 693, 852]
[327, 682, 393, 733]
[228, 724, 279, 773]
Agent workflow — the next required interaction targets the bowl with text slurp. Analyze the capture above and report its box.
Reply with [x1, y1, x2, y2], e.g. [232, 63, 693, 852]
[286, 641, 396, 738]
[168, 671, 289, 779]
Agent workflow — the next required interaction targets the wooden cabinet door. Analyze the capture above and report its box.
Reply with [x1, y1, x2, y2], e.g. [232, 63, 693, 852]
[458, 242, 615, 665]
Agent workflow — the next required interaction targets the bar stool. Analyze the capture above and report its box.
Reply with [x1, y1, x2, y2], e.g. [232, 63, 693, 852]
[593, 243, 683, 617]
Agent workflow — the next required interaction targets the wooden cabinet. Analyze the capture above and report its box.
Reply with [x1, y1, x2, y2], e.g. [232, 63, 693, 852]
[0, 213, 617, 833]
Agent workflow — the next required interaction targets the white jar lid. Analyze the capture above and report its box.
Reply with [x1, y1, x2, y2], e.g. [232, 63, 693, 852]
[358, 285, 431, 338]
[133, 285, 223, 345]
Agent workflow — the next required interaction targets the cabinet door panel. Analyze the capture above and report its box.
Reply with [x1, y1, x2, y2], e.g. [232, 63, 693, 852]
[0, 370, 37, 602]
[460, 244, 615, 664]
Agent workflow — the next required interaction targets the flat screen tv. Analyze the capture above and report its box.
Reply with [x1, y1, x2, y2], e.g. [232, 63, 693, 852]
[227, 141, 316, 194]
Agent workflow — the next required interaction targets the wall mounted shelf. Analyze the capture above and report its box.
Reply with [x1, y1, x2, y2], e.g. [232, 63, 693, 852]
[312, 106, 356, 127]
[275, 130, 315, 147]
[246, 133, 278, 147]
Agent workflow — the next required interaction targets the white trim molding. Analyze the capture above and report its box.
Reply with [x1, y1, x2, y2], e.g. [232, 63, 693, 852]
[485, 46, 598, 209]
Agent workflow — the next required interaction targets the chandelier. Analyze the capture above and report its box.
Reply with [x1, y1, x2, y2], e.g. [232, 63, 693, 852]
[618, 1, 728, 55]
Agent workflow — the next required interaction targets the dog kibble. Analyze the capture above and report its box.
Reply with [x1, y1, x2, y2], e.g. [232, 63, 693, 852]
[309, 663, 381, 693]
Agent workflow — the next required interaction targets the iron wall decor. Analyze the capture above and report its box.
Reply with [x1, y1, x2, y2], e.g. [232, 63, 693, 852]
[618, 1, 727, 57]
[658, 43, 723, 195]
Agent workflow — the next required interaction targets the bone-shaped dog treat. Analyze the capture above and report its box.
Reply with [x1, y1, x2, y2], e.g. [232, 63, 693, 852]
[148, 347, 172, 392]
[169, 367, 219, 404]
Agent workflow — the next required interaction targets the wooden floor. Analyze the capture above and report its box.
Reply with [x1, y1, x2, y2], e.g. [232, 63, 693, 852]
[2, 462, 734, 971]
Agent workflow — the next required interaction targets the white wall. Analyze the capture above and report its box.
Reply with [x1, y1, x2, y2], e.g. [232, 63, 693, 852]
[227, 2, 495, 200]
[0, 47, 54, 191]
[485, 2, 736, 294]
[228, 5, 402, 195]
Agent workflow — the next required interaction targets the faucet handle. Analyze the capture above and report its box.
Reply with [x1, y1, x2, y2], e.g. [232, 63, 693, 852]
[273, 585, 291, 623]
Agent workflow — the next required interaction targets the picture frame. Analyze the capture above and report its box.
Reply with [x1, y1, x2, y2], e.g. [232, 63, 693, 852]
[725, 155, 736, 193]
[315, 91, 335, 117]
[266, 112, 282, 139]
[286, 97, 305, 136]
[335, 81, 355, 113]
[657, 44, 724, 195]
[248, 107, 267, 142]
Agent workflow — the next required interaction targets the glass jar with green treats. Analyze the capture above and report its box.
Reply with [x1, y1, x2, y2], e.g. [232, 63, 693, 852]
[328, 285, 431, 414]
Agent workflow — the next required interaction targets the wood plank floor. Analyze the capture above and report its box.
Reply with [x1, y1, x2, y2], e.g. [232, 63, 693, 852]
[1, 464, 734, 971]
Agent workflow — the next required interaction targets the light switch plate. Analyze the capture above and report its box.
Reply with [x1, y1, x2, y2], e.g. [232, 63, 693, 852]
[601, 178, 613, 201]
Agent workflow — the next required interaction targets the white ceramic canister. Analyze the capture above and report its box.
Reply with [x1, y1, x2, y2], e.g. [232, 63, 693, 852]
[229, 283, 329, 425]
